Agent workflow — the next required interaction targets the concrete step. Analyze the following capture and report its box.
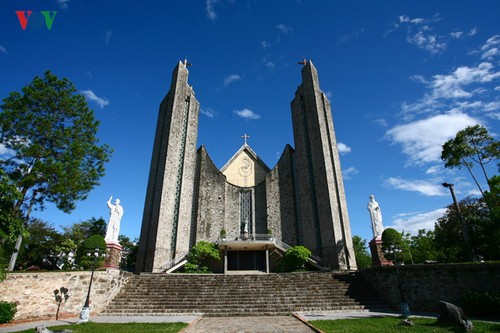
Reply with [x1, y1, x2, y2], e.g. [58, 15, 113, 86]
[102, 271, 389, 316]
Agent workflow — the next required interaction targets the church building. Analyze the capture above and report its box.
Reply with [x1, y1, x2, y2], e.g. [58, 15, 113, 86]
[135, 60, 357, 273]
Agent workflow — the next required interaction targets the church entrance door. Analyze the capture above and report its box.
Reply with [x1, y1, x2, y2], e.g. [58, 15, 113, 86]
[227, 251, 266, 272]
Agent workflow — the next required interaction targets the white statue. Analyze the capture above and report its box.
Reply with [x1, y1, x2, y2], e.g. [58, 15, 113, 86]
[367, 195, 384, 239]
[105, 196, 124, 243]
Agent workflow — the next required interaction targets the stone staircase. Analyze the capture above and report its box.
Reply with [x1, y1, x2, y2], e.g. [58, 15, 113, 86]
[102, 271, 388, 317]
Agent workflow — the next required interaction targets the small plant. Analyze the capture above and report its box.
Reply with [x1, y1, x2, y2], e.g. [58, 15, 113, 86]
[54, 287, 70, 320]
[219, 229, 226, 239]
[0, 301, 17, 324]
[278, 245, 312, 272]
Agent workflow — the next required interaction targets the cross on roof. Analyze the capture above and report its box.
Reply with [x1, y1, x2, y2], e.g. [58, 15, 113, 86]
[241, 133, 250, 145]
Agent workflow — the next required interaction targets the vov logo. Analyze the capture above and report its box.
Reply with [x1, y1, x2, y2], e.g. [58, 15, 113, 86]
[16, 11, 58, 30]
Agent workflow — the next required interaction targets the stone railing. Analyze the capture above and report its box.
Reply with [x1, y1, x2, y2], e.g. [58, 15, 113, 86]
[0, 269, 132, 321]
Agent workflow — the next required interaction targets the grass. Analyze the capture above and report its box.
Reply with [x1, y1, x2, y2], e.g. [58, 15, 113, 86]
[309, 317, 500, 333]
[14, 322, 188, 333]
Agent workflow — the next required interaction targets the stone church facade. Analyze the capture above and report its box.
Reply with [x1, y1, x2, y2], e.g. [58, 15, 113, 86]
[136, 60, 357, 273]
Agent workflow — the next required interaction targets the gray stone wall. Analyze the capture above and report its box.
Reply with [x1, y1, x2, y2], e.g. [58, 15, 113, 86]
[360, 263, 500, 312]
[266, 145, 298, 245]
[195, 146, 227, 242]
[0, 270, 131, 321]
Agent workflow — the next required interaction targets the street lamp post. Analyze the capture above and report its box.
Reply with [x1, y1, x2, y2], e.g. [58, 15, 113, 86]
[77, 248, 104, 324]
[441, 182, 475, 261]
[384, 244, 410, 317]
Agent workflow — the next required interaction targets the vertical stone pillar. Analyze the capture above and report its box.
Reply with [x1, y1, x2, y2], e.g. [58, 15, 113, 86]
[104, 242, 122, 269]
[224, 249, 228, 275]
[369, 238, 391, 266]
[265, 249, 269, 274]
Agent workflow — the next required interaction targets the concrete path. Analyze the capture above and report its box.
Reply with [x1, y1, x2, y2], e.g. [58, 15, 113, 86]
[180, 316, 316, 333]
[0, 311, 404, 333]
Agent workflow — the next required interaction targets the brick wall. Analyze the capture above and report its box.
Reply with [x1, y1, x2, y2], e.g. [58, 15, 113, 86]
[360, 263, 500, 312]
[0, 270, 131, 321]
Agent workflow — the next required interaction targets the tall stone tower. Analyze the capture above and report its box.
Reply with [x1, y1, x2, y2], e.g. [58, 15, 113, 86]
[291, 61, 355, 270]
[135, 61, 200, 273]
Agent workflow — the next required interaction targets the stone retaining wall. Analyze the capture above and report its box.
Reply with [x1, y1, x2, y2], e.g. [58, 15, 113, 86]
[0, 270, 132, 321]
[360, 263, 500, 312]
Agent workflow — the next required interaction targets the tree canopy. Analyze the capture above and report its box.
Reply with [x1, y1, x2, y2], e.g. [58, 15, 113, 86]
[441, 124, 499, 197]
[0, 71, 112, 215]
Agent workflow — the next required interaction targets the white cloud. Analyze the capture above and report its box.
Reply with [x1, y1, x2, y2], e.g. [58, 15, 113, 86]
[372, 118, 388, 127]
[81, 90, 110, 109]
[56, 0, 69, 9]
[407, 31, 447, 55]
[276, 24, 292, 34]
[495, 86, 500, 92]
[104, 31, 113, 44]
[206, 0, 218, 21]
[398, 14, 448, 55]
[324, 91, 333, 99]
[399, 15, 425, 24]
[263, 58, 275, 69]
[385, 177, 447, 197]
[402, 61, 500, 118]
[430, 62, 500, 99]
[342, 166, 359, 180]
[0, 45, 7, 54]
[233, 108, 260, 120]
[386, 112, 481, 164]
[337, 142, 351, 154]
[425, 165, 442, 175]
[468, 27, 478, 36]
[223, 74, 240, 86]
[260, 41, 271, 49]
[480, 35, 500, 60]
[450, 31, 463, 39]
[200, 108, 216, 118]
[386, 208, 446, 235]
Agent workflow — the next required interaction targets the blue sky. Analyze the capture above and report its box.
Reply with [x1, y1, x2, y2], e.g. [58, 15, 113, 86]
[1, 0, 499, 244]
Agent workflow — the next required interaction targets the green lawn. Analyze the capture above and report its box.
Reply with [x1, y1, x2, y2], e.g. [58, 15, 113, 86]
[14, 322, 188, 333]
[309, 317, 500, 333]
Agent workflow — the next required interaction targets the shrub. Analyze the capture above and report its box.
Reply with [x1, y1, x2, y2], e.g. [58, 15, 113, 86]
[0, 301, 17, 324]
[75, 235, 106, 269]
[278, 246, 312, 272]
[460, 291, 500, 320]
[184, 241, 220, 273]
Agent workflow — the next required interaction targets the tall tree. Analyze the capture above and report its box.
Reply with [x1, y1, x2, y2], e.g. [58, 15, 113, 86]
[352, 236, 371, 269]
[441, 124, 499, 197]
[0, 71, 112, 270]
[407, 229, 438, 264]
[434, 196, 493, 262]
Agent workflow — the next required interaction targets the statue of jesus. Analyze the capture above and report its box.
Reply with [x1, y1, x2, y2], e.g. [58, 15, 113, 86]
[105, 196, 124, 243]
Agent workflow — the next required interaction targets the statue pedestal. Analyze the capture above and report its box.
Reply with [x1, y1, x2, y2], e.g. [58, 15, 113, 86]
[369, 238, 392, 267]
[104, 242, 122, 269]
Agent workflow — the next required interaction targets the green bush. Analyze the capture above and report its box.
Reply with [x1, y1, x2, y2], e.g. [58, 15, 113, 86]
[0, 301, 17, 323]
[460, 291, 500, 319]
[76, 235, 106, 269]
[183, 241, 220, 273]
[278, 246, 312, 272]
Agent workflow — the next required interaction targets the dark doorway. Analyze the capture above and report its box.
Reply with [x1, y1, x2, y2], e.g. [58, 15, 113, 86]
[228, 251, 266, 271]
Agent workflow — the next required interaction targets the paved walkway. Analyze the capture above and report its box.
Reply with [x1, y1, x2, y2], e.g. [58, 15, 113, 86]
[181, 316, 316, 333]
[0, 311, 405, 333]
